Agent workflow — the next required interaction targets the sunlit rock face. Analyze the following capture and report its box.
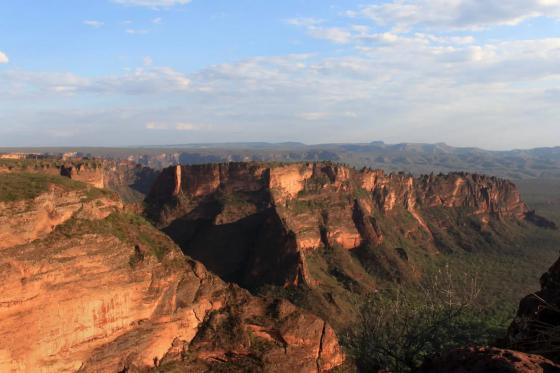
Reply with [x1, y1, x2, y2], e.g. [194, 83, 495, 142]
[0, 170, 346, 372]
[0, 201, 345, 372]
[146, 162, 542, 289]
[0, 187, 122, 250]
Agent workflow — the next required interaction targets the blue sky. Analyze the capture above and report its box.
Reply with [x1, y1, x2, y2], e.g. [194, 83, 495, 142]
[1, 0, 559, 149]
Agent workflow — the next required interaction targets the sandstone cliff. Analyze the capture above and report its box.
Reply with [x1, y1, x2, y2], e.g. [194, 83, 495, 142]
[59, 160, 159, 203]
[1, 157, 159, 203]
[0, 175, 345, 372]
[146, 162, 547, 291]
[0, 173, 122, 250]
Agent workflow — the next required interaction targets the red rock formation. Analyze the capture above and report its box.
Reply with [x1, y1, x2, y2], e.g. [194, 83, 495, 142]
[0, 210, 345, 372]
[416, 347, 560, 372]
[146, 162, 547, 289]
[0, 185, 121, 250]
[0, 158, 159, 203]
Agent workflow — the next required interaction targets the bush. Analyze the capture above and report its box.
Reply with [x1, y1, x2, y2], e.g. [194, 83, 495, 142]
[344, 267, 494, 372]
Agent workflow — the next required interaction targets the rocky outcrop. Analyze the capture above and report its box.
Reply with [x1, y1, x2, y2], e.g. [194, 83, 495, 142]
[416, 347, 560, 372]
[508, 255, 560, 361]
[146, 162, 548, 289]
[60, 163, 105, 189]
[61, 161, 160, 203]
[0, 210, 345, 372]
[0, 185, 121, 250]
[0, 157, 159, 203]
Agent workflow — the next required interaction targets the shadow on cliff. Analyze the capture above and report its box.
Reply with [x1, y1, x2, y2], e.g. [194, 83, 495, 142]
[162, 203, 303, 290]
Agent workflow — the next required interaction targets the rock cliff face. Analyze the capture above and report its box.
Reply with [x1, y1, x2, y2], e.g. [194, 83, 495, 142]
[416, 347, 560, 373]
[508, 255, 560, 362]
[60, 161, 160, 203]
[0, 182, 122, 250]
[146, 162, 544, 289]
[0, 175, 345, 372]
[1, 158, 159, 203]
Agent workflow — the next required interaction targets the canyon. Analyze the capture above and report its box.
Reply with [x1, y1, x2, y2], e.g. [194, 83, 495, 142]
[145, 162, 547, 288]
[0, 158, 558, 372]
[0, 171, 345, 372]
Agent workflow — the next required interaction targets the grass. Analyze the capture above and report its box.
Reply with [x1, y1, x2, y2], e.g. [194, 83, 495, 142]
[0, 157, 103, 171]
[47, 212, 177, 263]
[0, 172, 112, 202]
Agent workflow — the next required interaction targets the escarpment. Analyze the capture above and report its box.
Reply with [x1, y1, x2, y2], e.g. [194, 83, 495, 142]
[0, 175, 345, 372]
[1, 157, 159, 203]
[146, 162, 551, 291]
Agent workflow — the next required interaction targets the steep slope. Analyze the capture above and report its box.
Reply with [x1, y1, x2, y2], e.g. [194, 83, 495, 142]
[0, 173, 122, 250]
[145, 162, 555, 328]
[1, 157, 159, 203]
[508, 255, 560, 362]
[0, 175, 345, 372]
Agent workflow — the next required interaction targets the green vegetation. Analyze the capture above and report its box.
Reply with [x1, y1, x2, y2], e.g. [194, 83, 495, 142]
[48, 212, 176, 263]
[261, 197, 560, 372]
[0, 157, 103, 171]
[517, 178, 560, 224]
[344, 269, 494, 372]
[0, 172, 111, 202]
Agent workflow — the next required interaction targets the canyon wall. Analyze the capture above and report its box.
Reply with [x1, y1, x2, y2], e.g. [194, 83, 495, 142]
[0, 175, 345, 372]
[1, 159, 160, 203]
[146, 162, 544, 289]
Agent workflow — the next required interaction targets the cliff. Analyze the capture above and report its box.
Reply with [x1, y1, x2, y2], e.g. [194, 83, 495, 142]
[508, 255, 560, 362]
[0, 173, 122, 250]
[1, 157, 159, 203]
[0, 173, 345, 372]
[146, 162, 547, 289]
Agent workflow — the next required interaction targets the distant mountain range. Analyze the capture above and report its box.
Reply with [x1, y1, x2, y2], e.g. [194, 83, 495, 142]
[2, 141, 560, 179]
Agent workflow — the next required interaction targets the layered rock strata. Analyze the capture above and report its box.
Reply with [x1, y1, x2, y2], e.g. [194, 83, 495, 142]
[146, 162, 545, 288]
[0, 183, 345, 372]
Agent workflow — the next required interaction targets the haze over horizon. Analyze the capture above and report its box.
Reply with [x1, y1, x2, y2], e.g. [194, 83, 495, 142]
[2, 0, 560, 149]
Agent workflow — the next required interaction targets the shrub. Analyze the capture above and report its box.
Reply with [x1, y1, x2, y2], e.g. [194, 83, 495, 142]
[343, 267, 493, 372]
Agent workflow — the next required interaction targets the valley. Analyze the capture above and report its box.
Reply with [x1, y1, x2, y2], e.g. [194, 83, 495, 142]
[0, 154, 559, 372]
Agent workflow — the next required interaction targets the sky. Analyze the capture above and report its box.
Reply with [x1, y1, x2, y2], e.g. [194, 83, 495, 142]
[1, 0, 560, 149]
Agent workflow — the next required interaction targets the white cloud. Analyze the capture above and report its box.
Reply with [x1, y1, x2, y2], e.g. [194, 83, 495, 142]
[176, 123, 202, 131]
[299, 112, 330, 121]
[0, 51, 8, 64]
[83, 20, 104, 28]
[113, 0, 191, 8]
[1, 66, 190, 97]
[146, 122, 168, 130]
[145, 122, 205, 131]
[152, 17, 163, 24]
[3, 12, 560, 149]
[126, 28, 149, 35]
[349, 0, 560, 31]
[308, 27, 352, 44]
[286, 17, 323, 27]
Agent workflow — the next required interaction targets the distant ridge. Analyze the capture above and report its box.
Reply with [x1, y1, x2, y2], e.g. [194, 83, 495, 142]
[2, 141, 560, 179]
